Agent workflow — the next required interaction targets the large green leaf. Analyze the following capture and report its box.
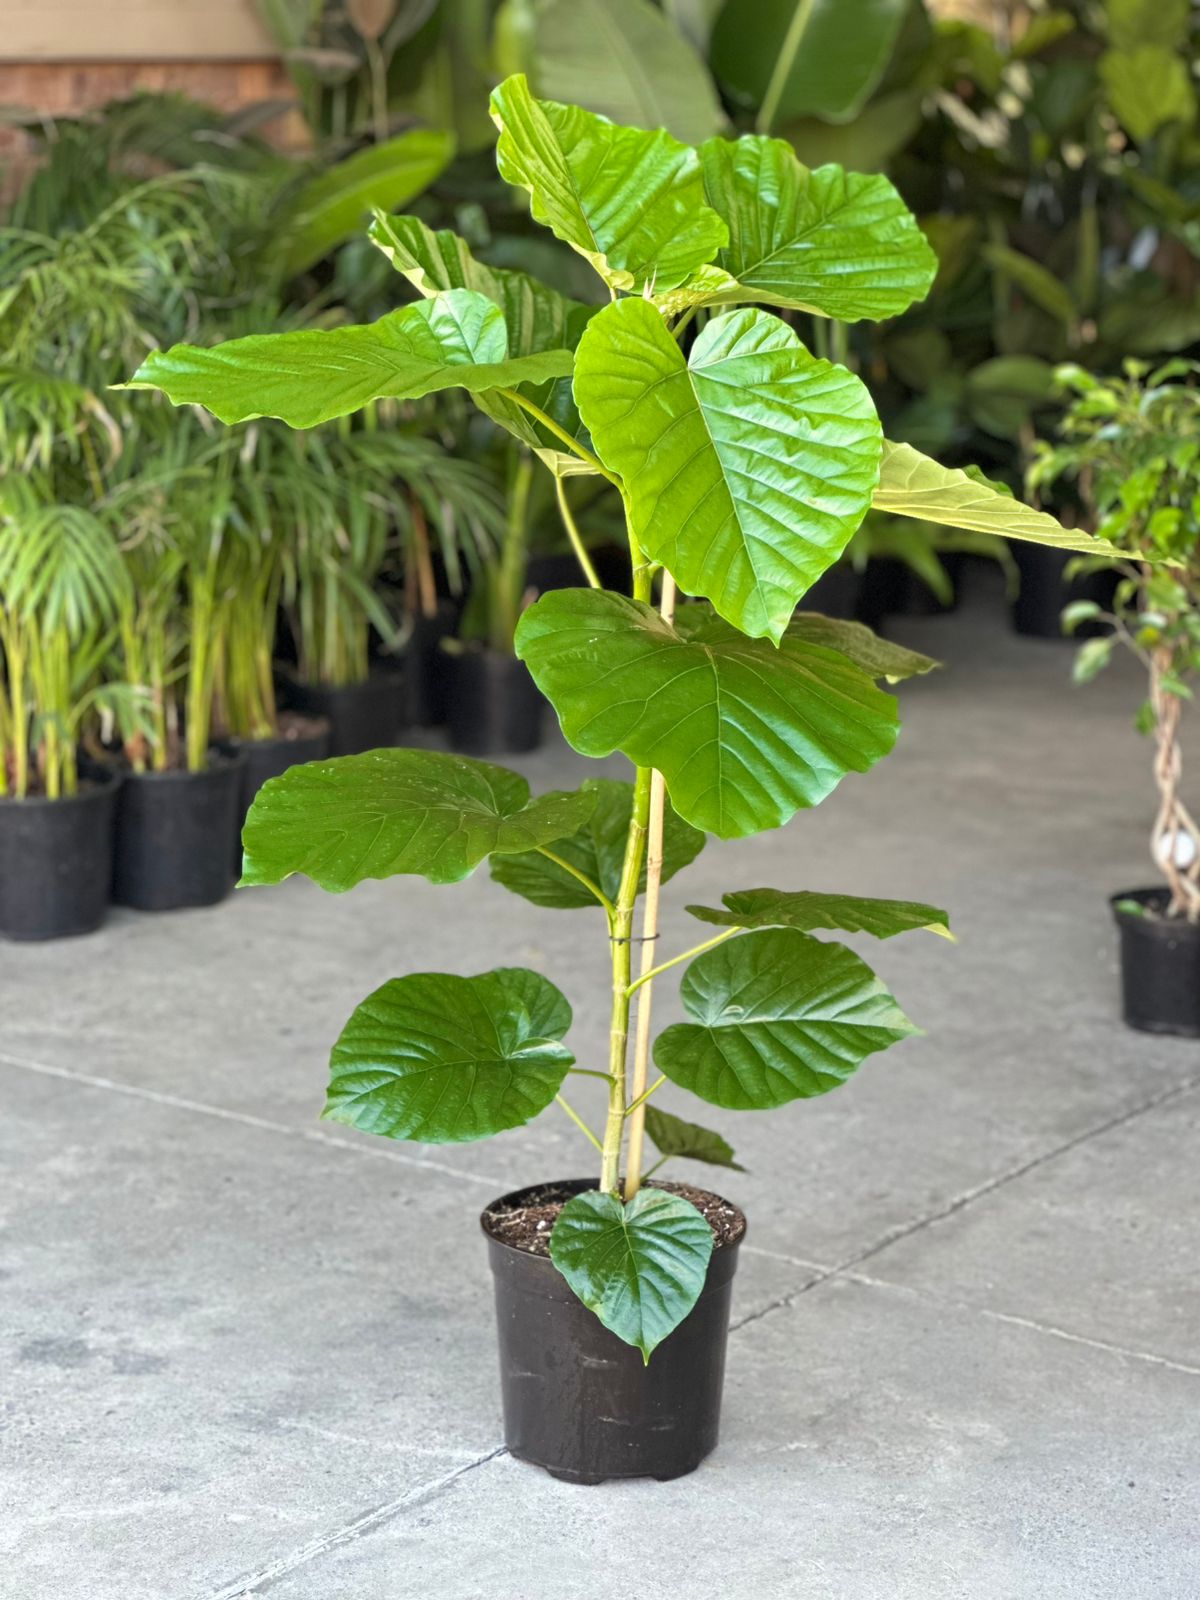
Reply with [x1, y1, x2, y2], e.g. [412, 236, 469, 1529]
[574, 300, 881, 642]
[327, 967, 574, 1143]
[489, 74, 727, 294]
[644, 1106, 745, 1172]
[518, 0, 725, 145]
[787, 614, 938, 681]
[1100, 45, 1196, 144]
[685, 888, 952, 940]
[278, 131, 454, 276]
[240, 749, 595, 891]
[694, 137, 936, 321]
[126, 289, 575, 429]
[873, 442, 1118, 555]
[711, 0, 908, 128]
[549, 1187, 713, 1360]
[368, 211, 594, 473]
[489, 776, 705, 909]
[515, 590, 898, 838]
[654, 928, 918, 1109]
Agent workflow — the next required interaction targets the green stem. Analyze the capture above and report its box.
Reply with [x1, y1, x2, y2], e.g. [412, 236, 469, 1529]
[756, 0, 816, 132]
[623, 1075, 665, 1119]
[536, 847, 614, 914]
[554, 476, 602, 589]
[556, 1094, 603, 1152]
[626, 927, 743, 997]
[599, 763, 652, 1194]
[497, 389, 621, 485]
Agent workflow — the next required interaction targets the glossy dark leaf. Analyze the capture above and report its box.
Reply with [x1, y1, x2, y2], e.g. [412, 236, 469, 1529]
[786, 614, 938, 681]
[644, 1106, 745, 1172]
[685, 887, 952, 940]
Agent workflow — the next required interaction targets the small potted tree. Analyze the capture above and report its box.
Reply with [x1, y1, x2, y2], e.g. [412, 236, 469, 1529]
[131, 80, 1103, 1480]
[1031, 361, 1200, 1036]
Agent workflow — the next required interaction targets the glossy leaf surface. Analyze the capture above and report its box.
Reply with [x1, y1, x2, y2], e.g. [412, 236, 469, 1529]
[643, 1106, 745, 1172]
[786, 614, 938, 680]
[327, 967, 573, 1143]
[685, 887, 952, 940]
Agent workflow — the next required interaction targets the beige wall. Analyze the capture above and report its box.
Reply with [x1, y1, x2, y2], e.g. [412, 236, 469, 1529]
[1, 1, 277, 60]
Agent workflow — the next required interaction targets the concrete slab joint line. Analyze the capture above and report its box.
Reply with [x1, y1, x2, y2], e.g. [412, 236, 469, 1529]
[208, 1448, 508, 1599]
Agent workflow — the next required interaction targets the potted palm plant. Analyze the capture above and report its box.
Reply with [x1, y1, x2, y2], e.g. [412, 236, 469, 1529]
[130, 79, 1104, 1480]
[1031, 361, 1200, 1036]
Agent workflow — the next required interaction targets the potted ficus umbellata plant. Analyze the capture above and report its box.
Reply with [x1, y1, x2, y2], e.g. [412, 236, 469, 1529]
[1030, 361, 1200, 1037]
[129, 78, 1104, 1481]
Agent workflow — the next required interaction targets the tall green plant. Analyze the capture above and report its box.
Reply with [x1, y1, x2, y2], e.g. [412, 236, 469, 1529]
[130, 80, 1106, 1358]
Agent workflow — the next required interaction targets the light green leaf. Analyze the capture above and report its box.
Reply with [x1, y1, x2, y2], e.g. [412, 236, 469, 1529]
[549, 1188, 714, 1360]
[126, 289, 575, 429]
[981, 246, 1077, 327]
[693, 136, 937, 321]
[644, 1106, 745, 1172]
[488, 74, 727, 294]
[515, 590, 898, 838]
[654, 928, 918, 1109]
[278, 130, 454, 276]
[965, 355, 1058, 440]
[1101, 45, 1196, 144]
[786, 613, 938, 681]
[711, 0, 908, 128]
[489, 776, 705, 909]
[1106, 0, 1189, 57]
[327, 967, 574, 1143]
[574, 299, 882, 642]
[240, 749, 595, 891]
[685, 887, 952, 940]
[873, 441, 1118, 556]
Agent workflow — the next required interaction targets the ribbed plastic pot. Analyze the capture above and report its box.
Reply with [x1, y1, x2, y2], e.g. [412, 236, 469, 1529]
[482, 1179, 744, 1485]
[1112, 889, 1200, 1038]
[279, 669, 406, 757]
[1011, 545, 1117, 639]
[0, 769, 120, 941]
[445, 649, 544, 757]
[112, 752, 245, 912]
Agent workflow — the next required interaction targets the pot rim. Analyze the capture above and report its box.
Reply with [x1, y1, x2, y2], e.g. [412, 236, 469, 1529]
[1111, 887, 1200, 938]
[480, 1176, 748, 1256]
[0, 765, 121, 809]
[115, 748, 247, 785]
[227, 718, 331, 750]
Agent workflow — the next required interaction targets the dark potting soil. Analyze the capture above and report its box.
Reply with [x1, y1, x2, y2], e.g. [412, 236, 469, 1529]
[482, 1180, 746, 1258]
[271, 711, 328, 742]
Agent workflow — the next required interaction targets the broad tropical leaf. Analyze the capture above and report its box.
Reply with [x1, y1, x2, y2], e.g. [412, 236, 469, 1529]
[1100, 45, 1196, 145]
[685, 888, 952, 940]
[655, 928, 918, 1109]
[549, 1187, 714, 1360]
[515, 590, 898, 838]
[644, 1106, 745, 1172]
[786, 614, 938, 681]
[327, 967, 574, 1143]
[489, 74, 727, 294]
[126, 289, 575, 429]
[240, 749, 595, 890]
[873, 442, 1118, 555]
[489, 776, 705, 909]
[693, 137, 937, 321]
[574, 300, 882, 642]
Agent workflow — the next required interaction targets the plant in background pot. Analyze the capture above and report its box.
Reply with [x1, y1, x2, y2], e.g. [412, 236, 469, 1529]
[1030, 360, 1200, 1037]
[131, 78, 1104, 1481]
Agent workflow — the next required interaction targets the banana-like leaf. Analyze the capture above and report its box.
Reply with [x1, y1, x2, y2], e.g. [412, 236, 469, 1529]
[643, 1106, 745, 1172]
[873, 442, 1118, 555]
[654, 928, 918, 1109]
[277, 130, 454, 276]
[574, 300, 881, 642]
[327, 967, 574, 1143]
[786, 614, 938, 681]
[489, 74, 727, 294]
[515, 590, 898, 838]
[685, 888, 952, 940]
[489, 776, 705, 909]
[126, 289, 575, 429]
[691, 137, 937, 321]
[549, 1188, 713, 1360]
[240, 749, 596, 890]
[369, 212, 594, 473]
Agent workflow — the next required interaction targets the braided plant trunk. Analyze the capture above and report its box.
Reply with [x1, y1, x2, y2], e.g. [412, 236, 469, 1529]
[1150, 644, 1200, 923]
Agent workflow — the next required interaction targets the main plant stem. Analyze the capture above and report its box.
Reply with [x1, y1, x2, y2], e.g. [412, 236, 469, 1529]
[1150, 643, 1200, 922]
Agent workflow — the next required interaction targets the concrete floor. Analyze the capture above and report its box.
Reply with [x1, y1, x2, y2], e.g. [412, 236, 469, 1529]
[2, 578, 1198, 1600]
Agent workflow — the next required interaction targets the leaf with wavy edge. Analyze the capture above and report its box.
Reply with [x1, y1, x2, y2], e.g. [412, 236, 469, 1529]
[685, 888, 952, 940]
[644, 1106, 746, 1172]
[787, 614, 938, 681]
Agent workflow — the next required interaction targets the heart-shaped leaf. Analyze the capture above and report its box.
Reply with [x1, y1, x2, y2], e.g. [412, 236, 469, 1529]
[126, 289, 575, 429]
[489, 74, 727, 294]
[654, 927, 918, 1109]
[685, 888, 952, 940]
[574, 300, 881, 642]
[515, 589, 898, 838]
[787, 614, 938, 680]
[328, 967, 574, 1143]
[693, 137, 937, 321]
[643, 1106, 745, 1172]
[549, 1187, 714, 1360]
[240, 749, 595, 891]
[489, 776, 705, 909]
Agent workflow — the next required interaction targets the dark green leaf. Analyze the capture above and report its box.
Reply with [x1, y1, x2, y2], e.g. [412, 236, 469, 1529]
[549, 1187, 713, 1359]
[965, 355, 1058, 441]
[644, 1106, 745, 1171]
[240, 748, 595, 891]
[654, 928, 918, 1109]
[980, 249, 1076, 327]
[685, 887, 952, 940]
[786, 613, 938, 680]
[327, 967, 574, 1143]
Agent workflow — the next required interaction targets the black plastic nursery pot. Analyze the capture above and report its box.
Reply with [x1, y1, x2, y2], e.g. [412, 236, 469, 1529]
[1111, 889, 1200, 1039]
[857, 554, 963, 629]
[112, 750, 245, 912]
[481, 1179, 745, 1485]
[279, 669, 406, 758]
[232, 714, 331, 823]
[0, 769, 120, 941]
[800, 561, 862, 620]
[406, 603, 459, 727]
[1011, 544, 1117, 640]
[444, 648, 544, 756]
